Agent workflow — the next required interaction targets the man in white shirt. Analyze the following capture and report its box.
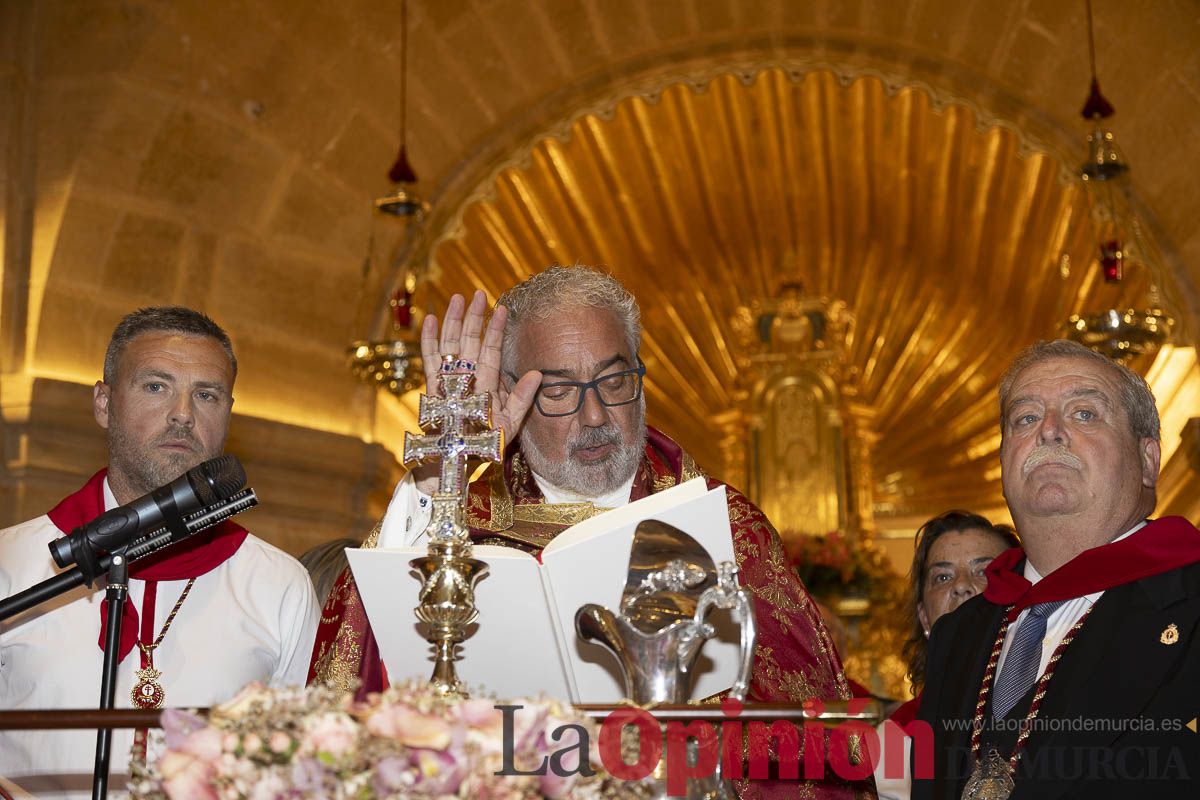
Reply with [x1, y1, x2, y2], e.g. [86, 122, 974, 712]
[913, 339, 1200, 799]
[0, 307, 319, 798]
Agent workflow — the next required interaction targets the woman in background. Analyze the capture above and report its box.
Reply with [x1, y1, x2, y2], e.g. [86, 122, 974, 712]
[875, 510, 1020, 800]
[903, 510, 1020, 697]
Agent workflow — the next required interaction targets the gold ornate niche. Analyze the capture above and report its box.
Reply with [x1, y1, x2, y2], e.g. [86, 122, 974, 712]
[729, 281, 906, 696]
[416, 64, 1176, 535]
[404, 62, 1191, 699]
[729, 282, 860, 546]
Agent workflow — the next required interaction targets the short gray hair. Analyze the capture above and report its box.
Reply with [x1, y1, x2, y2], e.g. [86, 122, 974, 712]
[998, 339, 1159, 441]
[497, 265, 641, 378]
[104, 306, 237, 384]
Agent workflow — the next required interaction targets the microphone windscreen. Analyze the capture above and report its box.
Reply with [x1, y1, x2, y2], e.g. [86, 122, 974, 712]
[189, 455, 246, 504]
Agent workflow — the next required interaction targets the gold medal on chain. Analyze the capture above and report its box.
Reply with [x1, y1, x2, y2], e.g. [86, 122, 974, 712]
[961, 607, 1093, 800]
[131, 654, 166, 709]
[961, 748, 1015, 800]
[128, 578, 195, 710]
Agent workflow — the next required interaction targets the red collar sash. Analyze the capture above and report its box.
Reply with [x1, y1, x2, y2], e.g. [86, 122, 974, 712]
[47, 469, 249, 661]
[984, 516, 1200, 621]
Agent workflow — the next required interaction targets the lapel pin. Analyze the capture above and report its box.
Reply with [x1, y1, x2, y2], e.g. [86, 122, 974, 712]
[1160, 623, 1180, 645]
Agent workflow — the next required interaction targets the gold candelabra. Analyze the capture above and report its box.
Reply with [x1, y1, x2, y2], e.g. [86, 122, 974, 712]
[402, 356, 503, 696]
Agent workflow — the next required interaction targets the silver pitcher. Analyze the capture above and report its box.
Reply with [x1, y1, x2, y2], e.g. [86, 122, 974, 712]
[576, 519, 756, 799]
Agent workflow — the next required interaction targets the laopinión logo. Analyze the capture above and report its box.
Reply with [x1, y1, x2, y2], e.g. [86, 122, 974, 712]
[494, 698, 934, 794]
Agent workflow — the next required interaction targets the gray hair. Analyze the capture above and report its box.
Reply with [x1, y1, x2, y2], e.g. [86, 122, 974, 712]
[104, 306, 237, 384]
[998, 339, 1159, 441]
[497, 265, 641, 378]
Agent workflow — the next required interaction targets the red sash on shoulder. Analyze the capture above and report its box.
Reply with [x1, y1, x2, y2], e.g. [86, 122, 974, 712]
[984, 516, 1200, 621]
[47, 469, 248, 661]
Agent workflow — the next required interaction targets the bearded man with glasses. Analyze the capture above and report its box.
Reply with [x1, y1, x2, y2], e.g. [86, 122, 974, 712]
[310, 266, 860, 799]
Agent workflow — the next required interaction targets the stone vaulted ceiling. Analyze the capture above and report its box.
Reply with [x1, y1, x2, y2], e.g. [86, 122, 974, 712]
[2, 0, 1198, 541]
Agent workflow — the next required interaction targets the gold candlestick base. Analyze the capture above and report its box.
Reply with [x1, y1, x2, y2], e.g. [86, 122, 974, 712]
[410, 539, 490, 697]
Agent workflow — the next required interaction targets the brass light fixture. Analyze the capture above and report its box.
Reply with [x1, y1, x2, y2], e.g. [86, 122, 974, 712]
[1062, 309, 1172, 362]
[348, 277, 424, 396]
[375, 0, 429, 219]
[1062, 0, 1173, 361]
[348, 0, 428, 395]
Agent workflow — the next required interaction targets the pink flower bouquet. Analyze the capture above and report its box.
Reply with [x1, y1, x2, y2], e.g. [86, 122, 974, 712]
[129, 681, 627, 800]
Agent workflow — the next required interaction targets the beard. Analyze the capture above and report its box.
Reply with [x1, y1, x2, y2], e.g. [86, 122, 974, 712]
[521, 400, 647, 498]
[107, 417, 210, 497]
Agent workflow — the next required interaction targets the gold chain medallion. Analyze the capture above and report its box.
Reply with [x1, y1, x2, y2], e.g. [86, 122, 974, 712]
[131, 664, 165, 709]
[128, 578, 196, 710]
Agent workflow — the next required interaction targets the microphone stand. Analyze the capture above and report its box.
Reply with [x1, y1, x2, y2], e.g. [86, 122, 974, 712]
[93, 549, 129, 800]
[0, 489, 257, 800]
[0, 490, 257, 622]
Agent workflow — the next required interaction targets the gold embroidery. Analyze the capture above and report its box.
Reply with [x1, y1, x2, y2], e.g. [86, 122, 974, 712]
[725, 478, 852, 703]
[734, 536, 761, 561]
[680, 452, 705, 482]
[652, 471, 676, 493]
[466, 491, 490, 526]
[756, 645, 810, 701]
[467, 464, 513, 531]
[728, 490, 805, 618]
[311, 568, 368, 693]
[512, 502, 604, 527]
[311, 636, 362, 695]
[360, 522, 382, 550]
[473, 503, 608, 549]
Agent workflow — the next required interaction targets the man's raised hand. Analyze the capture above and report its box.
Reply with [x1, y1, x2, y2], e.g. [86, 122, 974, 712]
[414, 290, 541, 494]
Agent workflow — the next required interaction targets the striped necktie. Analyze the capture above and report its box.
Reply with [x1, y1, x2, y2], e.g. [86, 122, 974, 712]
[992, 600, 1066, 719]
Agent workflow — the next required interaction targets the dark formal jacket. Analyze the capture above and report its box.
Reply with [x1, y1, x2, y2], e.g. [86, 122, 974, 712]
[913, 550, 1200, 800]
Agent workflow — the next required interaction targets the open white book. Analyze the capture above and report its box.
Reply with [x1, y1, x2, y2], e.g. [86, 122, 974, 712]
[347, 477, 740, 703]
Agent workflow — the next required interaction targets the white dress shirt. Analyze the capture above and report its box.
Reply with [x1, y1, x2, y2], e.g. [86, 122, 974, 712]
[995, 521, 1146, 679]
[0, 478, 320, 798]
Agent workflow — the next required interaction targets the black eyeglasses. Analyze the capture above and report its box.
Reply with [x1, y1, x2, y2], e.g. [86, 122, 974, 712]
[534, 359, 646, 417]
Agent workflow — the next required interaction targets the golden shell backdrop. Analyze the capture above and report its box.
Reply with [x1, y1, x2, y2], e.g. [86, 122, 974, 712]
[415, 66, 1166, 533]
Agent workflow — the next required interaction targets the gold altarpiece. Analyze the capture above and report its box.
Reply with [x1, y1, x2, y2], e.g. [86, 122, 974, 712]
[724, 283, 874, 545]
[751, 371, 846, 539]
[723, 283, 908, 697]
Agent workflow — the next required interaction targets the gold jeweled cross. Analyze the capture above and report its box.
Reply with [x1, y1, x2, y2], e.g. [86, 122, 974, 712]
[402, 359, 503, 541]
[401, 355, 501, 696]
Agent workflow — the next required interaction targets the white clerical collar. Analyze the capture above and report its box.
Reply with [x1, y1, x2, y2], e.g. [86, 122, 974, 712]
[102, 477, 118, 513]
[530, 470, 635, 510]
[1023, 519, 1148, 585]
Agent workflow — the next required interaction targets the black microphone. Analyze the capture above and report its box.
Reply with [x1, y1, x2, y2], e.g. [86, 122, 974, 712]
[1, 487, 258, 621]
[49, 455, 247, 571]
